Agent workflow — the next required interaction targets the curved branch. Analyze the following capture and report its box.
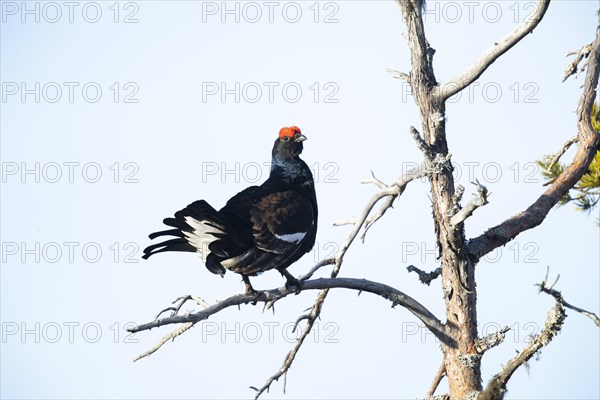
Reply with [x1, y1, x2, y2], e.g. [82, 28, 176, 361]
[563, 42, 593, 82]
[433, 0, 550, 102]
[478, 302, 566, 400]
[450, 179, 489, 227]
[425, 360, 446, 397]
[335, 166, 429, 266]
[298, 257, 335, 281]
[359, 166, 429, 243]
[479, 269, 597, 398]
[407, 265, 442, 286]
[128, 277, 450, 343]
[537, 269, 600, 328]
[133, 322, 195, 362]
[468, 15, 600, 261]
[545, 136, 579, 173]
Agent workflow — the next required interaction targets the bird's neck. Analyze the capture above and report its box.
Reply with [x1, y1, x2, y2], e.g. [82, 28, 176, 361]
[270, 155, 310, 183]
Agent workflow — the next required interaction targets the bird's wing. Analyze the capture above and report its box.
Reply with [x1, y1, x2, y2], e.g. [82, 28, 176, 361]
[250, 190, 315, 256]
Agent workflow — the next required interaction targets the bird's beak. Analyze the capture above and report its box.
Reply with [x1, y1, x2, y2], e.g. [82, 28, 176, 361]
[295, 134, 307, 142]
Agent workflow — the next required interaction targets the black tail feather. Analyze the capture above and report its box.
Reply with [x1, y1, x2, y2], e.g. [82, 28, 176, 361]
[148, 228, 183, 240]
[177, 200, 221, 223]
[143, 199, 226, 260]
[142, 238, 195, 259]
[143, 238, 189, 254]
[162, 217, 190, 231]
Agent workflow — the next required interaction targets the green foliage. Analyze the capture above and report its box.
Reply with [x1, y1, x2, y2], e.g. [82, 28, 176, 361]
[536, 103, 600, 224]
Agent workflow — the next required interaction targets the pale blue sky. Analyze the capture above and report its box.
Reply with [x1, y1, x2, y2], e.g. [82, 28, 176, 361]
[1, 1, 599, 399]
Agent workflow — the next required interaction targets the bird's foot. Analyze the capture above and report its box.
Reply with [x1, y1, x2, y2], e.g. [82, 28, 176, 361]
[242, 275, 254, 294]
[242, 276, 260, 304]
[278, 268, 302, 294]
[285, 276, 302, 294]
[245, 287, 260, 305]
[245, 285, 259, 297]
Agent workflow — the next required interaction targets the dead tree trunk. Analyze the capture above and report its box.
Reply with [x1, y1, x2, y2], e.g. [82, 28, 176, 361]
[399, 1, 482, 396]
[397, 0, 560, 397]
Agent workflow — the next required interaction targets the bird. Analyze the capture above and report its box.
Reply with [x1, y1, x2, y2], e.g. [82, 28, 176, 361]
[142, 126, 318, 295]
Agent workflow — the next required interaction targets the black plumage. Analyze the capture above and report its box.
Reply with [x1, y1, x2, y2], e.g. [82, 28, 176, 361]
[143, 126, 318, 294]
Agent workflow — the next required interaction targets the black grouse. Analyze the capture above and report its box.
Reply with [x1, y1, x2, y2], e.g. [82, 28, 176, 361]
[142, 126, 318, 294]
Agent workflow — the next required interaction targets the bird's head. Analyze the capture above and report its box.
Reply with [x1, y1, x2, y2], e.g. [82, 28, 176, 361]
[273, 126, 307, 160]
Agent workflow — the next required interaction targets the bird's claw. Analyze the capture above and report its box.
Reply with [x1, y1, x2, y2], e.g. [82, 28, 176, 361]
[285, 277, 302, 295]
[244, 285, 260, 305]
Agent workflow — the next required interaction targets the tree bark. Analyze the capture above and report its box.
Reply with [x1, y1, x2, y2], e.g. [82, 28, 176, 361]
[398, 1, 481, 396]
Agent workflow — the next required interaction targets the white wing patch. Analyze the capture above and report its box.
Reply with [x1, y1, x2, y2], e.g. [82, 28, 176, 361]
[221, 248, 254, 269]
[275, 231, 306, 244]
[182, 216, 225, 262]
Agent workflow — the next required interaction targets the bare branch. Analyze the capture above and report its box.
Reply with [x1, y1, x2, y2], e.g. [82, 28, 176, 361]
[336, 166, 429, 264]
[433, 0, 550, 102]
[475, 326, 510, 354]
[468, 20, 600, 261]
[298, 257, 336, 281]
[410, 126, 433, 159]
[332, 218, 356, 226]
[131, 276, 451, 391]
[361, 195, 395, 242]
[134, 295, 212, 362]
[425, 361, 446, 397]
[154, 295, 210, 320]
[361, 169, 388, 189]
[546, 136, 579, 172]
[133, 322, 196, 362]
[478, 302, 566, 400]
[292, 314, 310, 333]
[563, 43, 593, 82]
[386, 67, 410, 82]
[129, 277, 449, 344]
[333, 166, 422, 233]
[407, 265, 442, 286]
[537, 270, 600, 328]
[450, 180, 489, 227]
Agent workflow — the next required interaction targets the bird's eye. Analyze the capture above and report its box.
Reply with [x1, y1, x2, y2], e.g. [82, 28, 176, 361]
[282, 136, 290, 142]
